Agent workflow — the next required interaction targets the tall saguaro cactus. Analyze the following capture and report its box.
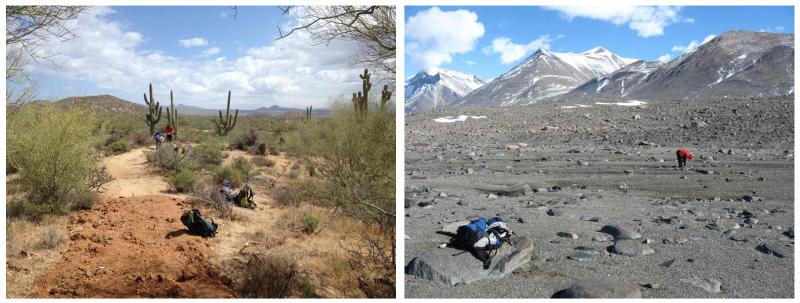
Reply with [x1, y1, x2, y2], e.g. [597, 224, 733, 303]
[215, 91, 238, 136]
[380, 85, 392, 113]
[352, 68, 372, 116]
[166, 90, 178, 141]
[144, 83, 162, 135]
[350, 69, 393, 117]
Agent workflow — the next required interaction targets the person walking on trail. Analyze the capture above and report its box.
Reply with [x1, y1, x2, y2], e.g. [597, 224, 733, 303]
[676, 149, 693, 169]
[165, 124, 175, 142]
[154, 131, 163, 149]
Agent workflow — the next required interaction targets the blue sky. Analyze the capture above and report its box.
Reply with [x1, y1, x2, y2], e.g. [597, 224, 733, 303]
[405, 6, 794, 81]
[22, 6, 366, 109]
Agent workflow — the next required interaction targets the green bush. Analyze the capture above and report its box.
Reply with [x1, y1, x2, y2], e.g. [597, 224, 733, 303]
[212, 165, 246, 185]
[190, 142, 223, 170]
[233, 157, 254, 178]
[65, 189, 100, 211]
[146, 145, 183, 172]
[107, 140, 131, 154]
[7, 105, 97, 207]
[301, 213, 318, 234]
[7, 199, 55, 222]
[251, 156, 275, 167]
[168, 170, 197, 192]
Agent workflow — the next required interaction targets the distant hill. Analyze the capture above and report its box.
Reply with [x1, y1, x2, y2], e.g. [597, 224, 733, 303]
[51, 95, 147, 115]
[29, 95, 330, 117]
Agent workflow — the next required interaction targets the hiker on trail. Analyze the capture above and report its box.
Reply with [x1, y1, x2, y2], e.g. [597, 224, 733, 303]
[676, 149, 693, 169]
[165, 124, 175, 142]
[154, 131, 163, 149]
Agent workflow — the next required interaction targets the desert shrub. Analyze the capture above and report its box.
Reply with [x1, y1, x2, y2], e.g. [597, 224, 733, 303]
[233, 157, 254, 179]
[65, 189, 100, 211]
[251, 156, 275, 168]
[270, 186, 297, 206]
[7, 199, 54, 222]
[244, 129, 258, 146]
[190, 142, 223, 169]
[241, 254, 299, 298]
[146, 145, 183, 172]
[286, 168, 300, 179]
[212, 165, 246, 185]
[130, 131, 149, 147]
[107, 140, 131, 154]
[168, 170, 197, 192]
[258, 143, 267, 155]
[269, 146, 280, 156]
[6, 105, 97, 209]
[189, 181, 240, 220]
[301, 213, 318, 234]
[37, 227, 65, 249]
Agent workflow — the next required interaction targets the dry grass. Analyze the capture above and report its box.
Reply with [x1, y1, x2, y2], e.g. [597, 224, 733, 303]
[240, 253, 299, 298]
[6, 217, 70, 298]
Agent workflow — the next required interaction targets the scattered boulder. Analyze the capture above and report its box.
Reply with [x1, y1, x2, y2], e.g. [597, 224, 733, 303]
[567, 252, 594, 262]
[505, 144, 520, 150]
[600, 225, 641, 240]
[475, 183, 532, 197]
[611, 240, 655, 256]
[681, 276, 721, 294]
[553, 279, 642, 298]
[756, 243, 788, 258]
[546, 208, 562, 217]
[405, 237, 534, 285]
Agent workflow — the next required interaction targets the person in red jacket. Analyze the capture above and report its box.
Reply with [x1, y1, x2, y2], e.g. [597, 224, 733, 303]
[165, 124, 174, 142]
[676, 149, 693, 169]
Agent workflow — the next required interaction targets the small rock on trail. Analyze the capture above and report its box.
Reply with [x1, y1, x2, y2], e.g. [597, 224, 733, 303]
[553, 279, 642, 298]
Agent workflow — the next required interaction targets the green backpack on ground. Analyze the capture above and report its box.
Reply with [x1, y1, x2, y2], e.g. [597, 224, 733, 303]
[180, 208, 218, 238]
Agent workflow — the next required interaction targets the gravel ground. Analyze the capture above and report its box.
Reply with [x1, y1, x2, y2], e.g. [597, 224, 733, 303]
[404, 96, 794, 298]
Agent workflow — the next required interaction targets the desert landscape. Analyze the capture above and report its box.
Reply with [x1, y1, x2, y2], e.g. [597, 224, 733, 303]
[6, 5, 395, 298]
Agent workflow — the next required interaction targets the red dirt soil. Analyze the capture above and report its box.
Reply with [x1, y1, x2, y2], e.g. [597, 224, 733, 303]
[32, 195, 236, 298]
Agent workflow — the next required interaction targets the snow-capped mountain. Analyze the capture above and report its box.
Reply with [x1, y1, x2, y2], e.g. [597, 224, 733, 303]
[454, 47, 637, 106]
[405, 68, 485, 113]
[555, 30, 794, 101]
[555, 60, 665, 100]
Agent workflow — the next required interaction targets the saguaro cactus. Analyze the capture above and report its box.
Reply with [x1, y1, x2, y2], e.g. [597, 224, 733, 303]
[380, 85, 392, 113]
[305, 106, 312, 121]
[352, 68, 372, 116]
[144, 83, 162, 135]
[215, 91, 238, 136]
[166, 90, 178, 141]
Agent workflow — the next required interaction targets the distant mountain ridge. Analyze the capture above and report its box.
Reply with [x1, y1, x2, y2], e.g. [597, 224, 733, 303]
[453, 47, 637, 107]
[36, 95, 330, 117]
[405, 68, 485, 113]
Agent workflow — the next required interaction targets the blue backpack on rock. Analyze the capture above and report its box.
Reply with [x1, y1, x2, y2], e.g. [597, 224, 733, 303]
[452, 217, 514, 269]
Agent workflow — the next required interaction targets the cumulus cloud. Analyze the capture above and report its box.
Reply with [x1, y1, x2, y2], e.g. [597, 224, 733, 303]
[406, 7, 485, 73]
[671, 34, 716, 53]
[759, 26, 785, 32]
[25, 7, 366, 108]
[485, 35, 553, 64]
[657, 54, 671, 63]
[179, 37, 208, 47]
[201, 47, 220, 56]
[545, 6, 682, 37]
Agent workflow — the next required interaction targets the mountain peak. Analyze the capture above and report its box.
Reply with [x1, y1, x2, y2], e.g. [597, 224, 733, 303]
[582, 47, 610, 55]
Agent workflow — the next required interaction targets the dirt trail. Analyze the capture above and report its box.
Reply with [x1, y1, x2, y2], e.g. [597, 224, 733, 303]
[32, 147, 235, 298]
[101, 146, 181, 198]
[33, 196, 236, 298]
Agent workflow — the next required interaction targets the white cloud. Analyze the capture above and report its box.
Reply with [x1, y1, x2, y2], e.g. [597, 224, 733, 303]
[684, 17, 695, 23]
[759, 26, 785, 32]
[406, 7, 485, 73]
[25, 6, 366, 108]
[178, 37, 208, 47]
[201, 47, 220, 56]
[671, 34, 716, 53]
[485, 35, 553, 64]
[465, 60, 476, 65]
[657, 54, 671, 63]
[545, 6, 682, 37]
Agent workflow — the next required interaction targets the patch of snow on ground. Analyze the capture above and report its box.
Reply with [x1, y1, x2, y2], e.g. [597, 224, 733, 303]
[433, 115, 487, 123]
[561, 104, 593, 109]
[595, 100, 647, 106]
